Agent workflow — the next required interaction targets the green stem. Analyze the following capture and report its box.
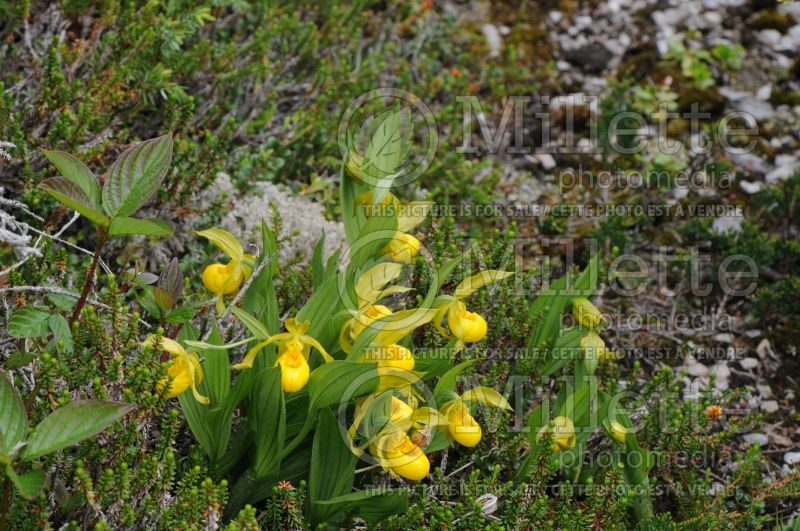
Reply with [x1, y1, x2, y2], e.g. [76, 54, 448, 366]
[70, 229, 108, 323]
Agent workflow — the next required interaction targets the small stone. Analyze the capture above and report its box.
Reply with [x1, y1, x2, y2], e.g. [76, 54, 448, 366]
[686, 358, 710, 377]
[740, 180, 763, 194]
[761, 400, 779, 413]
[766, 155, 799, 183]
[482, 24, 502, 58]
[535, 153, 556, 170]
[757, 29, 782, 47]
[548, 11, 563, 25]
[739, 357, 759, 370]
[784, 452, 800, 465]
[742, 433, 769, 446]
[564, 43, 614, 74]
[756, 84, 772, 101]
[757, 384, 773, 398]
[735, 96, 776, 121]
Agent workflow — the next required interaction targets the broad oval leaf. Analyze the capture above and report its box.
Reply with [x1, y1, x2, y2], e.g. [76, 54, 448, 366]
[0, 374, 28, 456]
[41, 149, 101, 208]
[109, 216, 173, 237]
[21, 400, 135, 461]
[48, 314, 74, 354]
[5, 466, 45, 500]
[102, 134, 173, 217]
[38, 177, 110, 226]
[8, 306, 51, 338]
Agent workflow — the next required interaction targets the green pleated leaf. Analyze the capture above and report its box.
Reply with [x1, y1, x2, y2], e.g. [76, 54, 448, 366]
[8, 306, 51, 338]
[109, 216, 173, 237]
[48, 314, 74, 354]
[102, 134, 173, 217]
[252, 367, 285, 479]
[41, 149, 101, 208]
[309, 408, 357, 527]
[5, 466, 45, 500]
[38, 177, 110, 226]
[21, 400, 135, 461]
[313, 488, 408, 526]
[0, 374, 28, 456]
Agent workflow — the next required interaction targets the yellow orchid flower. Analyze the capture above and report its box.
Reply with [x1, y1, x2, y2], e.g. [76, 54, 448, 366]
[197, 227, 255, 315]
[440, 386, 511, 448]
[537, 416, 576, 452]
[351, 309, 437, 377]
[573, 297, 605, 330]
[357, 194, 430, 264]
[232, 318, 332, 392]
[362, 343, 416, 371]
[144, 336, 209, 405]
[608, 420, 628, 443]
[338, 263, 412, 353]
[433, 270, 513, 347]
[371, 427, 430, 481]
[381, 232, 420, 264]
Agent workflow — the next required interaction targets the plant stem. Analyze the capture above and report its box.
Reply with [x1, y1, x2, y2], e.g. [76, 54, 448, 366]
[71, 230, 108, 323]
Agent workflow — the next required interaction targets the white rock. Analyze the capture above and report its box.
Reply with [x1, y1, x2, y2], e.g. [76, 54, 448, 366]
[735, 96, 776, 122]
[535, 153, 557, 170]
[757, 384, 773, 398]
[757, 29, 782, 47]
[785, 452, 800, 465]
[739, 180, 763, 194]
[685, 357, 710, 377]
[742, 433, 769, 445]
[766, 155, 799, 183]
[756, 84, 772, 101]
[739, 357, 759, 370]
[481, 24, 503, 58]
[712, 214, 743, 234]
[760, 400, 779, 413]
[548, 11, 563, 25]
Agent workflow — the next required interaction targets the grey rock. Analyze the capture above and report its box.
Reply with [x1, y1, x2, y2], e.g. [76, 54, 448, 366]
[739, 357, 759, 370]
[760, 400, 779, 413]
[742, 433, 769, 445]
[564, 43, 614, 74]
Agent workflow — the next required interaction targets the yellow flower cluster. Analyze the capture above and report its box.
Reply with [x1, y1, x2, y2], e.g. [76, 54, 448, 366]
[197, 228, 255, 315]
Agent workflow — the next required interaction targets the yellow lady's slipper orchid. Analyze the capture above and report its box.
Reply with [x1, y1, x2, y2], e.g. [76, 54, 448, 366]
[573, 297, 605, 330]
[537, 416, 576, 452]
[276, 339, 311, 392]
[363, 343, 415, 371]
[433, 270, 513, 347]
[233, 318, 333, 393]
[381, 232, 420, 264]
[445, 402, 482, 447]
[440, 386, 511, 448]
[144, 336, 209, 405]
[608, 420, 628, 443]
[197, 227, 255, 315]
[580, 331, 607, 375]
[338, 263, 411, 353]
[447, 301, 488, 343]
[372, 428, 430, 481]
[390, 396, 415, 424]
[350, 305, 393, 339]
